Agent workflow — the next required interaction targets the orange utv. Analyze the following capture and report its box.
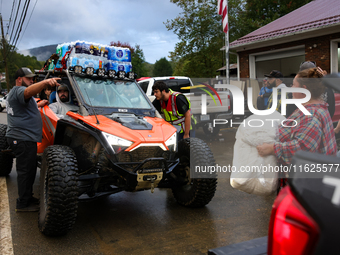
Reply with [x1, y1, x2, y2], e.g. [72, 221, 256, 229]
[0, 69, 217, 236]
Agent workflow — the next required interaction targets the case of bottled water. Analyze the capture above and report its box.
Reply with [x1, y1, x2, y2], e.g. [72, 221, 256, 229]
[50, 41, 132, 74]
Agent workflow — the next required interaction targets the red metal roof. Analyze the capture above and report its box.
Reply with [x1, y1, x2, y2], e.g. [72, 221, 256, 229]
[230, 0, 340, 47]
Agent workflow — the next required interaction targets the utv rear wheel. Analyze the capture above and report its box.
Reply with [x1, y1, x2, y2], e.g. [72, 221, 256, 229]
[172, 138, 217, 207]
[0, 124, 13, 176]
[39, 145, 79, 236]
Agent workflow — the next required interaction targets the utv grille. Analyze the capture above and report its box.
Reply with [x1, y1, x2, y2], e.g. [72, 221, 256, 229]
[117, 146, 171, 171]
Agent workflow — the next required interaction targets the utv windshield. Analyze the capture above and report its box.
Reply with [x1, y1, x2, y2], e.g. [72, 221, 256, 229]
[74, 76, 151, 109]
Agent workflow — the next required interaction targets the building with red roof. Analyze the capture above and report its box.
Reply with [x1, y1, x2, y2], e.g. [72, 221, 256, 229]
[226, 0, 340, 79]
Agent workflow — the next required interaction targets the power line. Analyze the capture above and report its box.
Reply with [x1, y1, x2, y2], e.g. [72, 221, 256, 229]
[11, 0, 31, 49]
[17, 0, 38, 47]
[9, 0, 22, 44]
[6, 0, 17, 36]
[5, 0, 28, 60]
[11, 0, 29, 46]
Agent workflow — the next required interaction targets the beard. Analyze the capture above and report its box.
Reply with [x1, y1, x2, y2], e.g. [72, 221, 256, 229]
[60, 96, 69, 102]
[21, 79, 30, 87]
[268, 80, 276, 88]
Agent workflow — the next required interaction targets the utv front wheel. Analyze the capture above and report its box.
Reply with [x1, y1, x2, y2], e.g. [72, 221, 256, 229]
[172, 138, 217, 207]
[0, 124, 13, 176]
[39, 145, 79, 236]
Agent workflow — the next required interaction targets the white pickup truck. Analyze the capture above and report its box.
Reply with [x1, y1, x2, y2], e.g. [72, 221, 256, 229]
[137, 76, 232, 135]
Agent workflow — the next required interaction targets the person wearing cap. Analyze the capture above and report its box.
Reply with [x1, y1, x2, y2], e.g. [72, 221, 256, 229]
[6, 67, 60, 212]
[49, 83, 78, 118]
[257, 77, 272, 110]
[259, 64, 336, 190]
[292, 61, 335, 118]
[265, 70, 287, 114]
[257, 67, 337, 165]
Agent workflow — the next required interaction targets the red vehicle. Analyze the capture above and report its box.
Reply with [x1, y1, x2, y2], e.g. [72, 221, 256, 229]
[0, 67, 217, 236]
[209, 150, 340, 255]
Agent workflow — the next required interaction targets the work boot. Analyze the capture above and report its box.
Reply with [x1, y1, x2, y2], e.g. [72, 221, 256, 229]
[16, 204, 39, 212]
[29, 197, 40, 205]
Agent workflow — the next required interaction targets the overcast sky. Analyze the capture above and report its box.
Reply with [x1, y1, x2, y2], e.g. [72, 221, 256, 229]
[1, 0, 183, 64]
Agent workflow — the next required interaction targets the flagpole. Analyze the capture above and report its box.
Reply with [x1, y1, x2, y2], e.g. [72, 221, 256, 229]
[225, 23, 230, 84]
[225, 19, 229, 85]
[218, 0, 229, 84]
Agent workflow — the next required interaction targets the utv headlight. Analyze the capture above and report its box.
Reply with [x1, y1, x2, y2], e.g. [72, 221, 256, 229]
[126, 72, 135, 80]
[74, 65, 82, 74]
[165, 132, 177, 151]
[103, 132, 133, 153]
[97, 68, 105, 77]
[85, 67, 94, 76]
[117, 71, 126, 79]
[108, 70, 116, 78]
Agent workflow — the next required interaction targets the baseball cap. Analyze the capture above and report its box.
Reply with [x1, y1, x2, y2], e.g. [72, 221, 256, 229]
[299, 61, 316, 71]
[264, 70, 284, 79]
[15, 67, 37, 79]
[57, 84, 69, 92]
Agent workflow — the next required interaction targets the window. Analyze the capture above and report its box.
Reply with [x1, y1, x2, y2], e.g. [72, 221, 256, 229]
[159, 79, 191, 93]
[139, 81, 149, 94]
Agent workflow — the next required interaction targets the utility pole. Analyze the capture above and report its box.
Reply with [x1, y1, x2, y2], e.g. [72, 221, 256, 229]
[0, 14, 10, 92]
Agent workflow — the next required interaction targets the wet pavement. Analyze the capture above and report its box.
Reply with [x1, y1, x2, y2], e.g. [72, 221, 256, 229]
[0, 112, 276, 255]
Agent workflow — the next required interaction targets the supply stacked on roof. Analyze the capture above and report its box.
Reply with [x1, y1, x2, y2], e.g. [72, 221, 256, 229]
[48, 41, 132, 76]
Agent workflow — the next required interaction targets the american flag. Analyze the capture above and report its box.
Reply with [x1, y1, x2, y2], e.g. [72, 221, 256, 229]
[218, 0, 228, 33]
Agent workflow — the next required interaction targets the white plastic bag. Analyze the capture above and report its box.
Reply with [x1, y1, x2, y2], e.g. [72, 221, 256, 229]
[230, 111, 286, 196]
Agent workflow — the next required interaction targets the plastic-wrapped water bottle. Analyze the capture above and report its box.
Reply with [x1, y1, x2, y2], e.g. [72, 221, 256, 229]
[75, 41, 84, 54]
[126, 62, 132, 72]
[105, 60, 118, 72]
[117, 61, 125, 72]
[123, 48, 131, 62]
[115, 48, 124, 61]
[61, 44, 69, 57]
[101, 46, 109, 58]
[83, 43, 91, 55]
[83, 57, 95, 69]
[98, 60, 104, 69]
[116, 61, 132, 72]
[56, 45, 62, 57]
[108, 46, 116, 60]
[67, 57, 80, 68]
[48, 61, 55, 70]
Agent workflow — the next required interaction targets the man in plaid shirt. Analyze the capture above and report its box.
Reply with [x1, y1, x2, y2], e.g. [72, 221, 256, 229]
[265, 70, 287, 114]
[257, 68, 337, 165]
[273, 103, 336, 165]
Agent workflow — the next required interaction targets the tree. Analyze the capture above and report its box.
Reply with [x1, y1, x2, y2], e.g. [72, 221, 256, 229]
[110, 41, 147, 78]
[153, 57, 173, 76]
[234, 0, 313, 39]
[0, 40, 44, 89]
[166, 0, 313, 78]
[165, 0, 225, 78]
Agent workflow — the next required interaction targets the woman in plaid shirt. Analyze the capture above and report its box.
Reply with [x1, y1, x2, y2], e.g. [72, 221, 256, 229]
[257, 68, 337, 165]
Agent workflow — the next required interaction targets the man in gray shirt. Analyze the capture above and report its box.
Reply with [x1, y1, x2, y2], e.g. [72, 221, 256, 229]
[6, 67, 60, 212]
